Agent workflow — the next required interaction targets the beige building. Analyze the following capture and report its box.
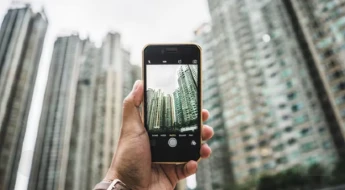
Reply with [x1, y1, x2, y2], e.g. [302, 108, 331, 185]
[284, 0, 345, 156]
[100, 32, 133, 175]
[195, 0, 340, 188]
[194, 23, 233, 190]
[0, 5, 48, 190]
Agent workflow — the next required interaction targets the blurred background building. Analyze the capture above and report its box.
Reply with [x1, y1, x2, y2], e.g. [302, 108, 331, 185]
[194, 23, 234, 190]
[27, 32, 139, 189]
[193, 0, 345, 189]
[283, 0, 345, 156]
[0, 4, 48, 190]
[28, 35, 87, 190]
[1, 0, 345, 190]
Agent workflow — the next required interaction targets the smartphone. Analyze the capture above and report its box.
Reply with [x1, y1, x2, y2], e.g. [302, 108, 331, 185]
[142, 44, 202, 163]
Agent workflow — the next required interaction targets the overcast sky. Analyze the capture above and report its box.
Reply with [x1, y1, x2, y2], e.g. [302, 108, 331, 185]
[0, 0, 210, 189]
[147, 65, 180, 94]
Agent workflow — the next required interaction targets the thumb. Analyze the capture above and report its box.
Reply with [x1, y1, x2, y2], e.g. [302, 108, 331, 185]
[122, 80, 144, 130]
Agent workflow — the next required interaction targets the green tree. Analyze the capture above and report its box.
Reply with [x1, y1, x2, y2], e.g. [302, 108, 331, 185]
[306, 163, 328, 189]
[257, 175, 277, 190]
[331, 158, 345, 185]
[258, 167, 307, 190]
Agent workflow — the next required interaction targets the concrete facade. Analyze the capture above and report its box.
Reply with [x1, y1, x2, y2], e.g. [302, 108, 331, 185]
[0, 5, 48, 190]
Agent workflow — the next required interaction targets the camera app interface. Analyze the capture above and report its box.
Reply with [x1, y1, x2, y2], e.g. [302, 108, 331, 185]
[146, 63, 200, 151]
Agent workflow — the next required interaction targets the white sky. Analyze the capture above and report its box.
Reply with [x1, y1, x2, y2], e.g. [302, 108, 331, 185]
[147, 65, 180, 94]
[0, 0, 210, 189]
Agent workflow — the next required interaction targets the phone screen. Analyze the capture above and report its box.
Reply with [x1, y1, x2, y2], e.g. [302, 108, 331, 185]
[143, 45, 201, 162]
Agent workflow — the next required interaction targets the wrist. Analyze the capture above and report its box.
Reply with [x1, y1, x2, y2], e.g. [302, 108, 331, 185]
[94, 179, 131, 190]
[104, 170, 134, 190]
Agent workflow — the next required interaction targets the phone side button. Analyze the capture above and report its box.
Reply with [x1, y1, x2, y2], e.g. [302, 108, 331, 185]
[168, 138, 177, 147]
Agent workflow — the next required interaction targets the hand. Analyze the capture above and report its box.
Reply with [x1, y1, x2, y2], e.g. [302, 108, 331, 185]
[104, 80, 214, 190]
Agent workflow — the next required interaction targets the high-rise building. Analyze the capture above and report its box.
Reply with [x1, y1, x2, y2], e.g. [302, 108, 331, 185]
[147, 89, 164, 130]
[130, 64, 141, 85]
[89, 34, 135, 187]
[29, 31, 134, 189]
[64, 40, 100, 190]
[0, 5, 48, 190]
[100, 32, 133, 174]
[164, 94, 175, 127]
[282, 0, 345, 156]
[197, 0, 339, 187]
[28, 35, 85, 190]
[173, 88, 184, 126]
[176, 65, 198, 126]
[194, 23, 233, 190]
[146, 65, 198, 131]
[255, 0, 336, 176]
[90, 52, 107, 187]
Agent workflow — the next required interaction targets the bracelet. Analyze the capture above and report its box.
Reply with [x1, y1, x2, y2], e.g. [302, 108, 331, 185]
[93, 179, 131, 190]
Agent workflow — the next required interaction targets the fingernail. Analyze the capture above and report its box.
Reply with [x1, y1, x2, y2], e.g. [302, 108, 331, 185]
[132, 80, 140, 92]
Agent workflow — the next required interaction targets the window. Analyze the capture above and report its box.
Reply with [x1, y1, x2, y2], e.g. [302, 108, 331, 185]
[300, 142, 318, 153]
[246, 156, 257, 164]
[327, 60, 336, 69]
[328, 70, 344, 81]
[279, 104, 286, 109]
[277, 49, 283, 56]
[282, 115, 290, 120]
[306, 156, 318, 165]
[267, 123, 275, 128]
[323, 141, 331, 149]
[319, 127, 326, 133]
[300, 127, 312, 137]
[276, 157, 288, 164]
[273, 144, 284, 152]
[334, 82, 345, 92]
[323, 49, 333, 58]
[270, 72, 277, 78]
[271, 132, 281, 140]
[285, 126, 293, 132]
[249, 168, 258, 175]
[242, 135, 251, 142]
[287, 92, 297, 100]
[286, 81, 293, 88]
[267, 62, 274, 68]
[245, 145, 255, 152]
[263, 162, 274, 170]
[287, 138, 297, 145]
[292, 103, 303, 112]
[259, 140, 267, 146]
[240, 125, 249, 131]
[294, 115, 308, 125]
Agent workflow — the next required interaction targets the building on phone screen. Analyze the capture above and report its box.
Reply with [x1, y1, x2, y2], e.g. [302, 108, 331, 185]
[147, 65, 198, 132]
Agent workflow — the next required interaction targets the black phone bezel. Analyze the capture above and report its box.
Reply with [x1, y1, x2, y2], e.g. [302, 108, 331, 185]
[143, 44, 202, 163]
